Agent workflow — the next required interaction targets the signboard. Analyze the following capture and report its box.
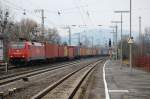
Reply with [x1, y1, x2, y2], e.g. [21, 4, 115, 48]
[0, 40, 3, 61]
[128, 37, 134, 44]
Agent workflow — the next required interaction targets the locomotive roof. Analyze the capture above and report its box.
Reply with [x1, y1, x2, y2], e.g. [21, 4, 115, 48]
[10, 41, 44, 46]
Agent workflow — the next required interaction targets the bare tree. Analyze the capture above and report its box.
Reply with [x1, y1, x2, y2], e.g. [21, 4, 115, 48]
[143, 27, 150, 55]
[0, 8, 12, 62]
[18, 18, 38, 40]
[46, 28, 61, 44]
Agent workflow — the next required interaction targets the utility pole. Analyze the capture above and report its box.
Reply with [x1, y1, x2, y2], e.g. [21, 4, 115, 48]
[76, 33, 81, 46]
[1, 11, 9, 63]
[111, 21, 121, 60]
[139, 16, 142, 56]
[92, 36, 94, 49]
[110, 28, 115, 46]
[35, 9, 45, 40]
[110, 25, 118, 60]
[110, 27, 117, 60]
[19, 9, 27, 39]
[68, 26, 71, 46]
[79, 33, 80, 46]
[91, 36, 94, 55]
[115, 25, 118, 59]
[129, 0, 133, 73]
[121, 13, 123, 65]
[61, 25, 76, 46]
[114, 10, 129, 68]
[41, 9, 45, 37]
[139, 16, 141, 41]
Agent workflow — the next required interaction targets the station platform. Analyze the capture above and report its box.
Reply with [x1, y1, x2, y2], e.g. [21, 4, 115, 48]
[104, 60, 150, 99]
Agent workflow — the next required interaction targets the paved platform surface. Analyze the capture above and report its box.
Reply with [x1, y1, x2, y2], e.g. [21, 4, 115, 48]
[105, 60, 150, 99]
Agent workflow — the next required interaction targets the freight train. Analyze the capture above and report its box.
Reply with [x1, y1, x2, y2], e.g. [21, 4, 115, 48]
[8, 41, 109, 65]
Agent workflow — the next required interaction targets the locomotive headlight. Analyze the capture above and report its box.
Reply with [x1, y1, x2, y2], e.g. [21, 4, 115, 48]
[10, 56, 13, 58]
[22, 56, 25, 58]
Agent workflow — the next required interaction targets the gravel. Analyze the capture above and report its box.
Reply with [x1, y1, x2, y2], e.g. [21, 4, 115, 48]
[1, 58, 98, 99]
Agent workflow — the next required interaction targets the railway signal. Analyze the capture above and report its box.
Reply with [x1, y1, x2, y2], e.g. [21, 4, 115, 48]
[109, 39, 111, 48]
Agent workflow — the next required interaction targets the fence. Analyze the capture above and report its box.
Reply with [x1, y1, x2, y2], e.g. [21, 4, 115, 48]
[133, 56, 150, 72]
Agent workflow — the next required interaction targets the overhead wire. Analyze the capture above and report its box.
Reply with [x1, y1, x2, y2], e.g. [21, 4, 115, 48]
[27, 0, 66, 28]
[75, 0, 105, 46]
[2, 0, 103, 29]
[72, 0, 87, 26]
[2, 0, 58, 27]
[79, 0, 98, 28]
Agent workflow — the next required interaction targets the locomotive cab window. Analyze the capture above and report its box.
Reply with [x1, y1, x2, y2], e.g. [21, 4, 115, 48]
[10, 42, 25, 49]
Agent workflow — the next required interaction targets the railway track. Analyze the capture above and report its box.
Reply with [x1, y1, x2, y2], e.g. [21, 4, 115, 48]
[4, 60, 80, 71]
[0, 59, 85, 86]
[31, 58, 105, 99]
[0, 65, 16, 71]
[0, 60, 81, 79]
[0, 60, 81, 77]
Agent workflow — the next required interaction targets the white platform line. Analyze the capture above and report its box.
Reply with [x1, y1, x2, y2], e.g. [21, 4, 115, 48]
[109, 90, 129, 93]
[103, 60, 110, 99]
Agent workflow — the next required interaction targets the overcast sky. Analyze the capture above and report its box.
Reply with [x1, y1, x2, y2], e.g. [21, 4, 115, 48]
[1, 0, 150, 36]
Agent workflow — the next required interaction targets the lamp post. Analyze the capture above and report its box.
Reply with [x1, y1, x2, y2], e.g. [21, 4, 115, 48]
[129, 0, 133, 73]
[111, 21, 122, 60]
[114, 11, 129, 68]
[110, 25, 118, 60]
[110, 28, 116, 60]
[110, 28, 115, 46]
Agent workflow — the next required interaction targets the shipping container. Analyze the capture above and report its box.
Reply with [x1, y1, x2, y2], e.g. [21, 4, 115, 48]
[68, 46, 74, 59]
[79, 47, 82, 56]
[29, 42, 45, 60]
[80, 47, 86, 56]
[45, 43, 58, 59]
[64, 46, 68, 57]
[86, 48, 89, 56]
[58, 45, 65, 58]
[89, 48, 92, 56]
[74, 46, 80, 58]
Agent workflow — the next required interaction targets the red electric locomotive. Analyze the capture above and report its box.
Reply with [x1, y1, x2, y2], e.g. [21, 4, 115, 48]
[8, 41, 45, 64]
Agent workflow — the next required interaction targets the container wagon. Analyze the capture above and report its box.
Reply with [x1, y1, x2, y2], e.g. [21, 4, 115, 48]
[67, 46, 75, 59]
[45, 43, 59, 61]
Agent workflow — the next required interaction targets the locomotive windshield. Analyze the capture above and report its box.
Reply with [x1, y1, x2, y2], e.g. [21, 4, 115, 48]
[10, 42, 25, 49]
